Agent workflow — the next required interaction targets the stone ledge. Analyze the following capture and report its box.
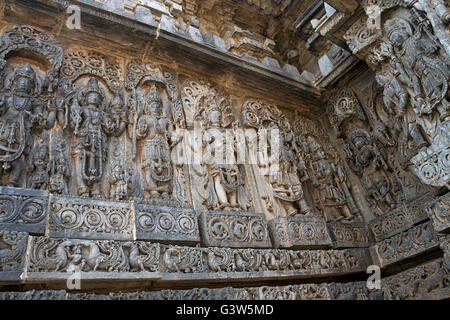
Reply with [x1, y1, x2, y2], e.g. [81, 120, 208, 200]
[371, 221, 448, 268]
[199, 211, 271, 248]
[268, 216, 332, 249]
[0, 281, 383, 300]
[0, 231, 370, 288]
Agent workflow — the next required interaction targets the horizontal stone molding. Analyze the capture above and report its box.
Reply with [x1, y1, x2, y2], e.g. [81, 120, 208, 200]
[135, 203, 199, 245]
[0, 232, 370, 287]
[372, 221, 448, 268]
[327, 221, 371, 248]
[369, 193, 431, 241]
[0, 187, 48, 234]
[268, 216, 332, 249]
[0, 281, 383, 300]
[48, 195, 134, 241]
[199, 211, 271, 248]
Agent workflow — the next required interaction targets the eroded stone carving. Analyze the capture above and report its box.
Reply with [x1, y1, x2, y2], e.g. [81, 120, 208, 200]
[58, 50, 127, 197]
[126, 60, 187, 203]
[382, 258, 449, 300]
[373, 221, 446, 267]
[184, 80, 252, 212]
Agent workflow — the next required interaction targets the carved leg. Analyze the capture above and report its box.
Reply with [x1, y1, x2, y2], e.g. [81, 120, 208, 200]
[74, 157, 89, 196]
[213, 175, 229, 207]
[7, 158, 25, 187]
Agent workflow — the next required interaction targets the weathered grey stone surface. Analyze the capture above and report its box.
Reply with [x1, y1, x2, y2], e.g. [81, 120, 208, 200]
[0, 187, 48, 234]
[135, 203, 199, 244]
[199, 210, 271, 248]
[0, 0, 448, 300]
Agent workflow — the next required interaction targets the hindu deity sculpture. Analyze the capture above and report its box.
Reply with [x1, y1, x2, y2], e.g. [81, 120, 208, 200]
[308, 136, 356, 222]
[0, 63, 55, 187]
[61, 77, 125, 197]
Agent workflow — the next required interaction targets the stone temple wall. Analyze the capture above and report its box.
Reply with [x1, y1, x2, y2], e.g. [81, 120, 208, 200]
[0, 0, 448, 300]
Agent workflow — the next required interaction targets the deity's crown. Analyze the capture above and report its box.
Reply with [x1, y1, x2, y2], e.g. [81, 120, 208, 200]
[148, 84, 162, 104]
[14, 63, 36, 83]
[85, 77, 103, 97]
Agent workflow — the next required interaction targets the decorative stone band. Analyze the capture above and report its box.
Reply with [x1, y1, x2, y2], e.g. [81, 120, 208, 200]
[425, 193, 450, 234]
[268, 216, 332, 249]
[0, 232, 369, 287]
[0, 187, 48, 234]
[199, 211, 271, 248]
[0, 282, 383, 300]
[48, 195, 134, 241]
[327, 221, 371, 248]
[135, 203, 199, 245]
[371, 221, 448, 268]
[368, 193, 431, 241]
[381, 258, 450, 300]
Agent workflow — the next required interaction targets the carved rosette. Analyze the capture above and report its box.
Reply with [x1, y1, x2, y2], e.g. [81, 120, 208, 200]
[268, 216, 332, 249]
[135, 203, 200, 244]
[327, 222, 371, 248]
[199, 211, 271, 248]
[48, 196, 133, 240]
[0, 187, 48, 234]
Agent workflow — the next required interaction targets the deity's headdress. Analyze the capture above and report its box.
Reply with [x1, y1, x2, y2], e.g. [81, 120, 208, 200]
[147, 84, 162, 104]
[384, 18, 413, 42]
[13, 63, 37, 84]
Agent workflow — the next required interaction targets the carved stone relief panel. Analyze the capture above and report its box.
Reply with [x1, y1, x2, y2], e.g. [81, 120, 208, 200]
[135, 202, 199, 245]
[181, 79, 255, 214]
[57, 49, 127, 199]
[0, 26, 61, 190]
[48, 195, 133, 241]
[125, 60, 188, 204]
[372, 221, 448, 267]
[199, 210, 271, 248]
[0, 186, 48, 234]
[0, 230, 28, 282]
[382, 258, 450, 300]
[425, 192, 450, 234]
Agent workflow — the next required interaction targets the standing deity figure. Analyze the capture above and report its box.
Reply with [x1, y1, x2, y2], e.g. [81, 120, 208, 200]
[133, 84, 173, 199]
[344, 125, 398, 216]
[63, 77, 124, 197]
[260, 122, 310, 218]
[27, 143, 50, 190]
[0, 63, 55, 187]
[384, 18, 450, 140]
[307, 136, 355, 222]
[110, 158, 129, 200]
[199, 102, 251, 211]
[49, 142, 70, 195]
